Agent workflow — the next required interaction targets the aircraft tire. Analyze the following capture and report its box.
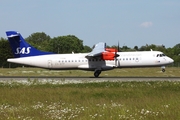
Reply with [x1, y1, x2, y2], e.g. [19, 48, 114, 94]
[162, 68, 165, 72]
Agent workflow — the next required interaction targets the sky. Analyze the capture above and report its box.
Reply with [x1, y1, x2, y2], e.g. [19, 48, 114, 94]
[1, 0, 180, 48]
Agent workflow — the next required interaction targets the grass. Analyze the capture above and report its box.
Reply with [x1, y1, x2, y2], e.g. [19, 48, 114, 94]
[0, 81, 180, 120]
[0, 67, 179, 77]
[0, 67, 180, 119]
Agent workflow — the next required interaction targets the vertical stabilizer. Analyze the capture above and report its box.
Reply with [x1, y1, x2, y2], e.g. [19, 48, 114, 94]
[6, 31, 53, 58]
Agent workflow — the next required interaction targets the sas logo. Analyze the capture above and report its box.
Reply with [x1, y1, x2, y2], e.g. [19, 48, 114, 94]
[15, 47, 31, 54]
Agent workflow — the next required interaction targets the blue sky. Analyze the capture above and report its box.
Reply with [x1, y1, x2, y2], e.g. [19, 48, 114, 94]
[1, 0, 180, 48]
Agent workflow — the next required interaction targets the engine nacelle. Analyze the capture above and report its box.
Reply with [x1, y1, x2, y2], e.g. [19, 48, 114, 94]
[101, 52, 115, 60]
[105, 48, 118, 52]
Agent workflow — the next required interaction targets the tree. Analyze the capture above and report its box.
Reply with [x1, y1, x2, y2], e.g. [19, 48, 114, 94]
[26, 32, 51, 52]
[50, 35, 84, 53]
[174, 43, 180, 48]
[139, 44, 165, 51]
[173, 43, 180, 55]
[82, 45, 92, 53]
[121, 45, 129, 51]
[134, 46, 138, 51]
[0, 38, 14, 67]
[139, 45, 146, 51]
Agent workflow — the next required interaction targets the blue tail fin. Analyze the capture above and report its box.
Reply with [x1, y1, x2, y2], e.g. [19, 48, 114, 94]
[6, 31, 53, 58]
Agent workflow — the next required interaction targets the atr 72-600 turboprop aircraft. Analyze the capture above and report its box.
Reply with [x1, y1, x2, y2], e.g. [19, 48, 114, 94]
[6, 31, 174, 77]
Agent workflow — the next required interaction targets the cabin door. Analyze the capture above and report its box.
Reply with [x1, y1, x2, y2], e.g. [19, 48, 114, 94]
[48, 60, 53, 68]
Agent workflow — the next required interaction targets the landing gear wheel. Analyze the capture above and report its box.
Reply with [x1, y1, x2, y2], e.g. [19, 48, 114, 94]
[94, 70, 101, 77]
[161, 66, 166, 73]
[162, 68, 165, 72]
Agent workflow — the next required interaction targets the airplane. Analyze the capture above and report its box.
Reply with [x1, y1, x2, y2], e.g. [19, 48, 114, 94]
[6, 31, 174, 77]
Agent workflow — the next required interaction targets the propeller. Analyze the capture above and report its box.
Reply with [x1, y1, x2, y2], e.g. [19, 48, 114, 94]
[118, 41, 120, 52]
[115, 42, 120, 67]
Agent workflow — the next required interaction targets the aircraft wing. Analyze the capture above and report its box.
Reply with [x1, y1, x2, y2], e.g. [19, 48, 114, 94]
[86, 42, 106, 59]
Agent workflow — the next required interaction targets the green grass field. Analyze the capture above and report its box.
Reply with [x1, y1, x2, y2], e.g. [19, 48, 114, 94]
[0, 67, 179, 77]
[0, 81, 180, 120]
[0, 67, 180, 120]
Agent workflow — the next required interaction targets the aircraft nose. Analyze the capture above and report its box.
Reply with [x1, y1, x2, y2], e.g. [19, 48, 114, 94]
[169, 58, 174, 63]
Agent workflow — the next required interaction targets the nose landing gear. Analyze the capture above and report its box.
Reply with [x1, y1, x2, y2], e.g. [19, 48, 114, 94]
[161, 66, 165, 72]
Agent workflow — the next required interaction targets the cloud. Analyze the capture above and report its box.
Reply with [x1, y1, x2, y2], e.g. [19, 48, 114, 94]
[140, 22, 153, 28]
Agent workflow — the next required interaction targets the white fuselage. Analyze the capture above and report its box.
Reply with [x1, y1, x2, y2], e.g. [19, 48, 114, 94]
[7, 51, 174, 71]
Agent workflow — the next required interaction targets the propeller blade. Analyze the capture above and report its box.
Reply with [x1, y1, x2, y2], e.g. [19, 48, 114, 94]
[115, 41, 120, 67]
[118, 41, 120, 52]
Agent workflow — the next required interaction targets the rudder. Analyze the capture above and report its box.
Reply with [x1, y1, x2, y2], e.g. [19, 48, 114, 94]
[6, 31, 53, 58]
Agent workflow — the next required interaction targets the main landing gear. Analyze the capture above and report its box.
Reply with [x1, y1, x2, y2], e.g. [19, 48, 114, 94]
[94, 69, 101, 77]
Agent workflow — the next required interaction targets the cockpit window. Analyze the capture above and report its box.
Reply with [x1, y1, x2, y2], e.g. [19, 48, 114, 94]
[156, 53, 166, 57]
[162, 54, 166, 56]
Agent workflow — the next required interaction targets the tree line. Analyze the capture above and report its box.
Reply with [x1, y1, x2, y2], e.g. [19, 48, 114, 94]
[0, 32, 179, 68]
